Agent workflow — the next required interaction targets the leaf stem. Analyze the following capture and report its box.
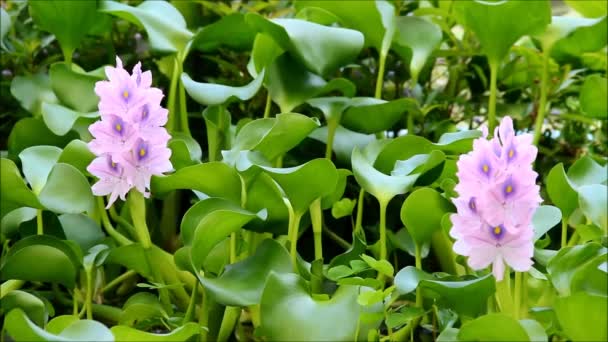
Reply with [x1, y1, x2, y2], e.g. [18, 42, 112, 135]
[495, 266, 513, 316]
[263, 92, 272, 118]
[98, 197, 132, 246]
[325, 119, 338, 160]
[354, 189, 365, 234]
[415, 243, 422, 308]
[310, 198, 323, 260]
[322, 223, 352, 250]
[0, 280, 25, 299]
[36, 209, 43, 235]
[488, 61, 499, 133]
[513, 271, 521, 320]
[533, 51, 550, 145]
[375, 52, 387, 99]
[379, 199, 389, 262]
[85, 270, 94, 320]
[102, 270, 137, 293]
[183, 284, 198, 323]
[229, 233, 237, 264]
[167, 56, 180, 132]
[561, 217, 568, 248]
[179, 67, 191, 135]
[289, 213, 303, 266]
[199, 287, 210, 342]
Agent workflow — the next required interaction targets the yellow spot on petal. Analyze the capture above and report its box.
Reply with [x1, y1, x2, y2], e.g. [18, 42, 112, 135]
[139, 148, 146, 157]
[122, 90, 129, 99]
[508, 149, 514, 158]
[111, 162, 116, 168]
[494, 226, 502, 235]
[115, 123, 122, 132]
[506, 185, 513, 193]
[482, 164, 489, 173]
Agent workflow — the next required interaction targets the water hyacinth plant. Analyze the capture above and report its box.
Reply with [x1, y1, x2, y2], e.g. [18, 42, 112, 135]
[1, 1, 607, 342]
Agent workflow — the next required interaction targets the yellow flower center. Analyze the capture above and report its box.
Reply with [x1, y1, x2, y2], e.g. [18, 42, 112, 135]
[508, 149, 514, 158]
[482, 164, 489, 173]
[494, 226, 502, 235]
[122, 90, 129, 99]
[506, 185, 513, 193]
[115, 123, 122, 132]
[111, 162, 116, 168]
[139, 148, 146, 157]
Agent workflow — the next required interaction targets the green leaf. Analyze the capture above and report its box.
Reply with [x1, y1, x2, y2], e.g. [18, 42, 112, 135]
[191, 13, 255, 52]
[458, 313, 530, 341]
[360, 254, 394, 277]
[151, 162, 242, 203]
[57, 140, 95, 175]
[100, 0, 192, 54]
[386, 307, 425, 329]
[1, 207, 37, 239]
[110, 323, 199, 342]
[578, 184, 607, 231]
[29, 1, 102, 60]
[227, 113, 320, 162]
[58, 214, 105, 252]
[5, 309, 114, 342]
[10, 74, 58, 116]
[46, 316, 79, 335]
[400, 187, 454, 246]
[1, 290, 48, 327]
[258, 273, 374, 341]
[38, 163, 94, 214]
[327, 265, 355, 280]
[519, 319, 548, 342]
[547, 242, 607, 296]
[49, 62, 104, 113]
[331, 198, 357, 219]
[119, 292, 166, 326]
[1, 8, 10, 49]
[388, 228, 430, 259]
[203, 105, 231, 163]
[554, 292, 607, 341]
[265, 53, 355, 113]
[105, 243, 151, 279]
[453, 0, 551, 64]
[551, 17, 607, 61]
[8, 118, 79, 158]
[341, 98, 414, 134]
[437, 327, 460, 342]
[1, 235, 81, 288]
[198, 239, 293, 306]
[0, 158, 42, 218]
[168, 132, 202, 170]
[532, 205, 562, 241]
[567, 155, 608, 188]
[564, 0, 607, 18]
[392, 16, 442, 83]
[18, 146, 62, 195]
[580, 74, 607, 119]
[351, 146, 418, 204]
[394, 266, 434, 294]
[538, 16, 605, 50]
[309, 125, 375, 165]
[245, 14, 364, 77]
[42, 103, 98, 136]
[546, 163, 579, 217]
[181, 69, 265, 106]
[240, 171, 290, 234]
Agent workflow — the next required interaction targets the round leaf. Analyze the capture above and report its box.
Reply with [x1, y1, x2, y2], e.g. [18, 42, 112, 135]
[554, 292, 608, 342]
[458, 313, 530, 341]
[181, 69, 265, 106]
[18, 145, 62, 195]
[49, 62, 104, 113]
[0, 158, 42, 218]
[38, 163, 94, 214]
[110, 323, 199, 342]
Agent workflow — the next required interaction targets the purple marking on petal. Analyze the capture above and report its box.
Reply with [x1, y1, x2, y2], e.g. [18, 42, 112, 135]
[468, 197, 477, 213]
[135, 140, 149, 161]
[479, 158, 491, 177]
[106, 155, 120, 174]
[112, 116, 126, 136]
[121, 87, 131, 102]
[502, 177, 516, 199]
[141, 105, 149, 122]
[489, 224, 505, 241]
[506, 143, 517, 163]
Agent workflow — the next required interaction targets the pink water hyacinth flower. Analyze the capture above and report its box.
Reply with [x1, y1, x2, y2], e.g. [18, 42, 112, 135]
[450, 116, 541, 281]
[87, 57, 172, 207]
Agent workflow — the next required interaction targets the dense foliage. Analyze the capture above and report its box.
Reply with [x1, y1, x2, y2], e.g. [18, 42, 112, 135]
[1, 1, 607, 341]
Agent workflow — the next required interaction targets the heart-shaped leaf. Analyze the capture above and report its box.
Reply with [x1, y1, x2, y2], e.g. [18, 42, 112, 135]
[580, 74, 607, 119]
[18, 146, 62, 195]
[547, 242, 607, 296]
[191, 13, 255, 52]
[58, 214, 105, 252]
[578, 184, 607, 231]
[49, 62, 104, 113]
[532, 205, 563, 241]
[110, 323, 199, 342]
[392, 16, 442, 83]
[1, 290, 48, 327]
[38, 163, 94, 214]
[57, 140, 96, 175]
[400, 187, 454, 246]
[42, 102, 98, 136]
[546, 163, 579, 217]
[341, 98, 415, 134]
[0, 158, 42, 218]
[10, 74, 58, 116]
[554, 292, 607, 342]
[181, 69, 265, 106]
[309, 125, 375, 165]
[458, 313, 530, 341]
[8, 118, 79, 158]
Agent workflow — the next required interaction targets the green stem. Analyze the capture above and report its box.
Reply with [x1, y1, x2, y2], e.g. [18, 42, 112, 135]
[85, 270, 94, 320]
[166, 56, 180, 132]
[407, 113, 414, 135]
[179, 69, 191, 135]
[378, 199, 389, 262]
[374, 52, 387, 99]
[513, 271, 521, 320]
[521, 272, 528, 318]
[289, 213, 303, 266]
[102, 270, 137, 293]
[561, 217, 568, 248]
[430, 230, 464, 276]
[263, 92, 272, 119]
[310, 198, 323, 260]
[533, 51, 550, 145]
[98, 197, 132, 246]
[354, 189, 365, 234]
[229, 233, 237, 264]
[199, 287, 210, 342]
[415, 243, 422, 308]
[0, 280, 25, 299]
[325, 119, 339, 160]
[495, 266, 513, 316]
[488, 61, 499, 133]
[217, 307, 240, 342]
[73, 292, 78, 317]
[322, 224, 352, 250]
[36, 209, 43, 235]
[128, 191, 172, 314]
[183, 284, 198, 323]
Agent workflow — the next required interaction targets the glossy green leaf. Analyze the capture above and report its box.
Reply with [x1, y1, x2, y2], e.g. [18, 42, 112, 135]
[42, 102, 98, 136]
[1, 290, 48, 327]
[265, 53, 356, 113]
[564, 0, 607, 17]
[18, 146, 61, 195]
[198, 239, 293, 306]
[437, 327, 460, 342]
[401, 187, 454, 246]
[151, 162, 242, 203]
[182, 69, 265, 106]
[227, 112, 319, 162]
[309, 125, 375, 165]
[119, 292, 166, 326]
[203, 105, 232, 163]
[49, 62, 104, 113]
[388, 228, 430, 259]
[519, 319, 548, 342]
[110, 323, 199, 342]
[38, 163, 94, 214]
[58, 214, 105, 252]
[1, 8, 10, 49]
[578, 184, 607, 230]
[331, 198, 357, 219]
[554, 292, 607, 341]
[245, 14, 364, 77]
[547, 242, 607, 296]
[392, 16, 442, 83]
[105, 243, 152, 279]
[567, 155, 608, 188]
[551, 16, 607, 61]
[1, 235, 81, 288]
[360, 254, 394, 277]
[538, 16, 605, 50]
[394, 266, 495, 317]
[168, 132, 202, 170]
[580, 74, 607, 119]
[57, 140, 95, 175]
[191, 13, 255, 52]
[341, 98, 414, 134]
[1, 207, 37, 239]
[546, 163, 579, 217]
[458, 313, 529, 341]
[241, 171, 290, 234]
[453, 0, 551, 64]
[5, 309, 114, 342]
[386, 307, 425, 329]
[10, 74, 58, 116]
[46, 316, 79, 335]
[8, 118, 79, 158]
[0, 158, 42, 218]
[532, 205, 562, 241]
[29, 1, 102, 60]
[100, 0, 192, 54]
[258, 273, 371, 341]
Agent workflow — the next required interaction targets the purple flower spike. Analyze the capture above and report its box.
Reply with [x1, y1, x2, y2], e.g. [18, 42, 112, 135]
[450, 116, 541, 281]
[87, 57, 173, 207]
